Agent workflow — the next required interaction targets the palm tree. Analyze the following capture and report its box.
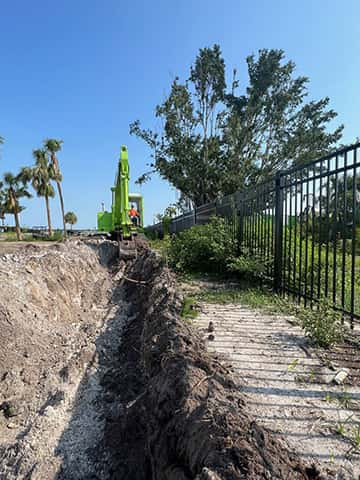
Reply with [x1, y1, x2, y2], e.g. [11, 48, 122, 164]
[2, 170, 32, 240]
[30, 149, 56, 237]
[44, 138, 66, 237]
[64, 211, 77, 230]
[0, 181, 6, 227]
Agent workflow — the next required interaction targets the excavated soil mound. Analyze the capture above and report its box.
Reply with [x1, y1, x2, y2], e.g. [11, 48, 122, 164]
[0, 240, 119, 479]
[103, 249, 328, 480]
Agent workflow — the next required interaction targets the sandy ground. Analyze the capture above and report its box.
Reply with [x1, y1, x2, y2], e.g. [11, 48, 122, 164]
[0, 240, 128, 479]
[195, 303, 360, 480]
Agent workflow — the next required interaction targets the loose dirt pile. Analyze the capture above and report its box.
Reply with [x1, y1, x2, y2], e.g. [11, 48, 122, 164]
[0, 240, 120, 479]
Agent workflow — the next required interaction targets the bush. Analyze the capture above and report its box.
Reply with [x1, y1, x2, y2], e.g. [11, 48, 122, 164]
[168, 216, 236, 273]
[226, 251, 267, 279]
[297, 299, 344, 348]
[145, 229, 159, 241]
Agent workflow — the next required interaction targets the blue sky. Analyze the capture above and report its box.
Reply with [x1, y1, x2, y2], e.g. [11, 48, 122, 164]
[0, 0, 359, 228]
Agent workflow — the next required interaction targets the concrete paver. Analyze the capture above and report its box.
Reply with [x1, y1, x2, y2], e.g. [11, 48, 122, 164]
[195, 303, 360, 479]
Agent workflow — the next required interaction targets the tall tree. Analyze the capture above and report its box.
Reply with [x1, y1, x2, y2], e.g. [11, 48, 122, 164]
[0, 139, 6, 225]
[223, 49, 343, 189]
[44, 139, 66, 236]
[328, 174, 360, 240]
[0, 181, 6, 227]
[2, 170, 32, 240]
[29, 149, 56, 236]
[130, 44, 226, 206]
[131, 47, 343, 205]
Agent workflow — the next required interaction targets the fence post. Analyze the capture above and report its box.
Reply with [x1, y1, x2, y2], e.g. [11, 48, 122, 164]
[238, 202, 244, 241]
[274, 171, 284, 292]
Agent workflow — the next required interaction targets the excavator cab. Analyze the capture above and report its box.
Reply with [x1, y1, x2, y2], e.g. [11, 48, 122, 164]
[128, 194, 144, 228]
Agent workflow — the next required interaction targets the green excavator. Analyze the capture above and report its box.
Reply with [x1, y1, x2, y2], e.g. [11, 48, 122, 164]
[97, 145, 144, 241]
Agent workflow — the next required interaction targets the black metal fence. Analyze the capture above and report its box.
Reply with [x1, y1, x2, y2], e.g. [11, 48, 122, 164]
[148, 142, 360, 326]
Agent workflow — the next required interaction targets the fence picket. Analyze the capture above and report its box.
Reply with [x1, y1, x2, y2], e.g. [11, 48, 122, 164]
[147, 142, 360, 324]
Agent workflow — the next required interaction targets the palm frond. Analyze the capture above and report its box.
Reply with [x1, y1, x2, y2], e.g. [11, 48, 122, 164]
[19, 166, 33, 183]
[16, 187, 32, 199]
[44, 138, 63, 153]
[3, 172, 16, 186]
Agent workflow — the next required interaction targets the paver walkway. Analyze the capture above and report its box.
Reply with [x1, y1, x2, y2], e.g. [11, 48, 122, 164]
[195, 303, 360, 479]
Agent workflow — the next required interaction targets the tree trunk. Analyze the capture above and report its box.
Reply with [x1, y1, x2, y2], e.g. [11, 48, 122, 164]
[14, 210, 22, 241]
[45, 195, 53, 237]
[56, 181, 66, 237]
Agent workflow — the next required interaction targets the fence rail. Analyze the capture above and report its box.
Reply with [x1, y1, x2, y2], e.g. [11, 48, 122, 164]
[147, 142, 360, 326]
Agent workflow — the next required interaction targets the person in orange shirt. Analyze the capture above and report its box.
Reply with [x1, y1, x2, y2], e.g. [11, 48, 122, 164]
[129, 204, 140, 226]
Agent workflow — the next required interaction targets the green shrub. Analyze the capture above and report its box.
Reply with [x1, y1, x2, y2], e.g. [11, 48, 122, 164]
[297, 299, 344, 348]
[226, 252, 267, 279]
[168, 216, 236, 273]
[145, 229, 159, 241]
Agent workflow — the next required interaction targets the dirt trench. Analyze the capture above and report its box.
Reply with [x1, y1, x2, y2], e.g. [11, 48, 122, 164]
[0, 241, 331, 479]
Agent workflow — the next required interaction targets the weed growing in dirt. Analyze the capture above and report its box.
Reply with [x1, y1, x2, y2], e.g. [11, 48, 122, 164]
[295, 299, 344, 348]
[336, 423, 346, 436]
[287, 358, 299, 371]
[181, 297, 199, 322]
[351, 425, 360, 448]
[337, 389, 355, 409]
[334, 413, 353, 436]
[324, 392, 333, 403]
[308, 369, 316, 382]
[331, 412, 360, 454]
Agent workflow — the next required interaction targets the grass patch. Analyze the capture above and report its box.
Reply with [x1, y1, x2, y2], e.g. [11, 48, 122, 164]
[0, 231, 33, 241]
[0, 230, 64, 242]
[193, 283, 346, 347]
[181, 296, 199, 322]
[196, 285, 292, 316]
